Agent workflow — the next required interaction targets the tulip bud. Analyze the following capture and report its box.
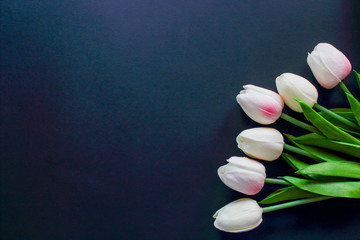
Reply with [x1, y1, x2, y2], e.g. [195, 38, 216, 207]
[307, 43, 352, 89]
[236, 84, 284, 125]
[236, 127, 284, 161]
[275, 73, 318, 113]
[213, 198, 263, 233]
[218, 157, 266, 195]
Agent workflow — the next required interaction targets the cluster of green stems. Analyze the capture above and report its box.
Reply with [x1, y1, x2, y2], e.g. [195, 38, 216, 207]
[260, 81, 357, 213]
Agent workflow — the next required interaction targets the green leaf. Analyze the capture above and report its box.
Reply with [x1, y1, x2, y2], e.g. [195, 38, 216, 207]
[315, 103, 360, 132]
[281, 153, 309, 171]
[298, 100, 360, 145]
[293, 133, 360, 158]
[331, 108, 352, 112]
[329, 108, 357, 122]
[317, 110, 360, 136]
[319, 110, 358, 134]
[337, 127, 360, 138]
[282, 176, 360, 198]
[291, 142, 347, 162]
[354, 70, 360, 90]
[285, 133, 347, 162]
[345, 92, 360, 126]
[284, 134, 323, 162]
[259, 186, 323, 204]
[297, 161, 360, 179]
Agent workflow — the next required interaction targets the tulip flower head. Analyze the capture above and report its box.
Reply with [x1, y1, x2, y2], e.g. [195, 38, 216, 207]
[236, 84, 284, 124]
[307, 43, 352, 89]
[218, 156, 266, 195]
[236, 127, 284, 161]
[213, 198, 263, 233]
[275, 73, 318, 113]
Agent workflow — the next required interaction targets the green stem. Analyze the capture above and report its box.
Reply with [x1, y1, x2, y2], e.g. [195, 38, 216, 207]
[339, 81, 352, 95]
[280, 113, 321, 134]
[284, 144, 313, 158]
[314, 103, 360, 130]
[265, 178, 291, 185]
[262, 196, 333, 213]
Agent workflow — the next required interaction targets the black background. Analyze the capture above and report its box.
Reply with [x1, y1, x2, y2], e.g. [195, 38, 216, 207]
[2, 0, 360, 239]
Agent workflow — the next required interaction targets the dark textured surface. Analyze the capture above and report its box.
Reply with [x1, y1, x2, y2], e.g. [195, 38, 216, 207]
[1, 1, 360, 239]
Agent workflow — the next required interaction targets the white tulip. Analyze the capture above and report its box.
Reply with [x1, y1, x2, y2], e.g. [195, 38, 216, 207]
[307, 43, 352, 89]
[275, 73, 318, 113]
[236, 84, 284, 124]
[236, 127, 284, 161]
[213, 198, 263, 233]
[218, 157, 266, 195]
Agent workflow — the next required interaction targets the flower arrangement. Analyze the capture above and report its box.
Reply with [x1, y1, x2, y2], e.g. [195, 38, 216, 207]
[213, 43, 360, 233]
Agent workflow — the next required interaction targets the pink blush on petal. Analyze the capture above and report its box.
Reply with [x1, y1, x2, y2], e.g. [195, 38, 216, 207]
[262, 105, 280, 117]
[337, 55, 352, 80]
[245, 182, 264, 195]
[342, 60, 352, 78]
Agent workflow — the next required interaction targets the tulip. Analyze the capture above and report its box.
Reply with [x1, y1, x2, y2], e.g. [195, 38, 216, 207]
[307, 43, 352, 89]
[218, 156, 266, 195]
[213, 198, 263, 233]
[236, 127, 284, 161]
[275, 73, 318, 113]
[236, 84, 284, 124]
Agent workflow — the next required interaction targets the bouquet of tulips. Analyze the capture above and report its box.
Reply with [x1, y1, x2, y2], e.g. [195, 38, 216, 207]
[213, 43, 360, 233]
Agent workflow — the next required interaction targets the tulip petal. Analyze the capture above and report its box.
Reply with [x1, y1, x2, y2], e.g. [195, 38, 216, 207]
[315, 43, 352, 81]
[237, 93, 282, 124]
[218, 157, 266, 195]
[237, 128, 284, 161]
[236, 85, 283, 124]
[276, 73, 318, 112]
[307, 52, 339, 89]
[307, 43, 352, 89]
[243, 84, 284, 107]
[213, 198, 263, 233]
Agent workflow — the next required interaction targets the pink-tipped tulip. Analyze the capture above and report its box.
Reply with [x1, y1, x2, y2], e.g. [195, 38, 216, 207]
[236, 85, 284, 124]
[217, 157, 266, 195]
[307, 43, 352, 89]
